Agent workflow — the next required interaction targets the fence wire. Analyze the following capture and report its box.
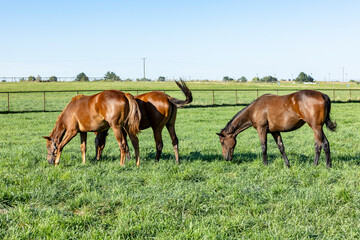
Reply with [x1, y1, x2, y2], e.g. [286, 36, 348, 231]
[0, 89, 359, 113]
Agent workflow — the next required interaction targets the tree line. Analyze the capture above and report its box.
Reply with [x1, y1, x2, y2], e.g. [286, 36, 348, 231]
[19, 72, 166, 82]
[17, 71, 336, 83]
[223, 72, 315, 83]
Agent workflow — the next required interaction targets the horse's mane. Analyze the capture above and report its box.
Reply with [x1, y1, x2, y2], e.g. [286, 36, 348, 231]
[54, 94, 84, 126]
[50, 96, 84, 139]
[221, 100, 256, 133]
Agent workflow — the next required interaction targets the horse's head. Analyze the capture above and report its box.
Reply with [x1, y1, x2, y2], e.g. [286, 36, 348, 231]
[216, 132, 236, 161]
[43, 136, 58, 164]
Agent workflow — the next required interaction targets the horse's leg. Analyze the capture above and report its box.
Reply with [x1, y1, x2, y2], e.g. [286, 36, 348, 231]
[122, 128, 131, 161]
[166, 123, 179, 164]
[312, 127, 324, 167]
[80, 132, 87, 164]
[322, 134, 331, 168]
[112, 126, 128, 166]
[153, 127, 164, 162]
[271, 132, 290, 168]
[128, 133, 140, 167]
[257, 127, 268, 165]
[94, 130, 108, 160]
[94, 132, 100, 160]
[55, 130, 78, 166]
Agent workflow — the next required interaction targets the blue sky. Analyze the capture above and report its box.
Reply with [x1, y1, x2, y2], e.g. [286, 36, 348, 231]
[1, 0, 359, 81]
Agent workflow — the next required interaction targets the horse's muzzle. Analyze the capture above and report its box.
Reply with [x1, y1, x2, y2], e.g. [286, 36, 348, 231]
[47, 154, 55, 165]
[225, 154, 233, 161]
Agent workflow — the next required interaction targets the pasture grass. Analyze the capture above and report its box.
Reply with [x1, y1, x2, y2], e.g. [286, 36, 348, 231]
[0, 101, 360, 239]
[1, 81, 360, 112]
[0, 80, 359, 92]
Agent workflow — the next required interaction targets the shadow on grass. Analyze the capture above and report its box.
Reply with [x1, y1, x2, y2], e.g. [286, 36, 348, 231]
[99, 150, 272, 165]
[87, 149, 360, 166]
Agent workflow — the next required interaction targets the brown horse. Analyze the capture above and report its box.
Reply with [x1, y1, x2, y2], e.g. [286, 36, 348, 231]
[94, 80, 193, 163]
[43, 90, 141, 166]
[217, 90, 336, 168]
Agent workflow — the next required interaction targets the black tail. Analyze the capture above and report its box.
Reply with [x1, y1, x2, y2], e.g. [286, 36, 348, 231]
[323, 93, 337, 131]
[168, 79, 193, 108]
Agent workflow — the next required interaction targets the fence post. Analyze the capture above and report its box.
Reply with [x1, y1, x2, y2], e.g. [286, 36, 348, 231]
[349, 89, 351, 101]
[333, 89, 335, 101]
[43, 91, 46, 112]
[7, 92, 9, 112]
[212, 90, 214, 105]
[235, 90, 238, 104]
[257, 90, 259, 98]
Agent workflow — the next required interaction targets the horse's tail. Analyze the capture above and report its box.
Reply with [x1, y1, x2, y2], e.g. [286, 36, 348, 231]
[168, 79, 193, 108]
[322, 93, 337, 131]
[124, 93, 141, 135]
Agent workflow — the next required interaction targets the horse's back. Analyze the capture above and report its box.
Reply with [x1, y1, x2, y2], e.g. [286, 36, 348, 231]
[67, 90, 128, 131]
[251, 94, 302, 131]
[252, 90, 327, 132]
[135, 91, 173, 129]
[95, 90, 128, 122]
[291, 90, 327, 126]
[136, 91, 171, 116]
[136, 91, 169, 103]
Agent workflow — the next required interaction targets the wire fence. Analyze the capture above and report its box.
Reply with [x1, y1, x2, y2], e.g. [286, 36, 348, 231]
[1, 89, 359, 113]
[0, 77, 104, 82]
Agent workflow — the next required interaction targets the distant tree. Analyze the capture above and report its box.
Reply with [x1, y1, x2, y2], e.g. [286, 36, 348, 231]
[157, 76, 166, 82]
[28, 76, 36, 82]
[261, 76, 278, 82]
[49, 76, 58, 82]
[237, 76, 247, 82]
[81, 75, 89, 82]
[35, 75, 42, 82]
[223, 76, 234, 81]
[104, 71, 121, 81]
[75, 72, 89, 82]
[252, 77, 260, 82]
[136, 78, 151, 82]
[294, 72, 314, 82]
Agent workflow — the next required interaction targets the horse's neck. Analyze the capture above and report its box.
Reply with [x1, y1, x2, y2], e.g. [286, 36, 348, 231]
[226, 105, 253, 136]
[51, 114, 66, 142]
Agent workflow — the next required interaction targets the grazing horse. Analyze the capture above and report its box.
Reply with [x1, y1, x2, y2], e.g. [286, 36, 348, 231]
[95, 80, 193, 163]
[43, 90, 141, 166]
[217, 90, 336, 168]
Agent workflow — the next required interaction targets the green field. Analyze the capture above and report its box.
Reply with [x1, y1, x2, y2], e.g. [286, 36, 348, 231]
[1, 81, 360, 112]
[1, 82, 360, 239]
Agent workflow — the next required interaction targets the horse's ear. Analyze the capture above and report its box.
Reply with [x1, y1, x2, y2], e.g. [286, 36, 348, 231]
[43, 136, 51, 140]
[216, 133, 225, 137]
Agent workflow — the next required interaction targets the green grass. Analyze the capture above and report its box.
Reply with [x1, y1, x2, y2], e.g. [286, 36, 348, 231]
[0, 80, 359, 92]
[1, 82, 360, 238]
[0, 97, 360, 238]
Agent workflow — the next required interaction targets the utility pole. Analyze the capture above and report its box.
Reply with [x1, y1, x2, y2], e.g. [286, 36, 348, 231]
[142, 58, 146, 80]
